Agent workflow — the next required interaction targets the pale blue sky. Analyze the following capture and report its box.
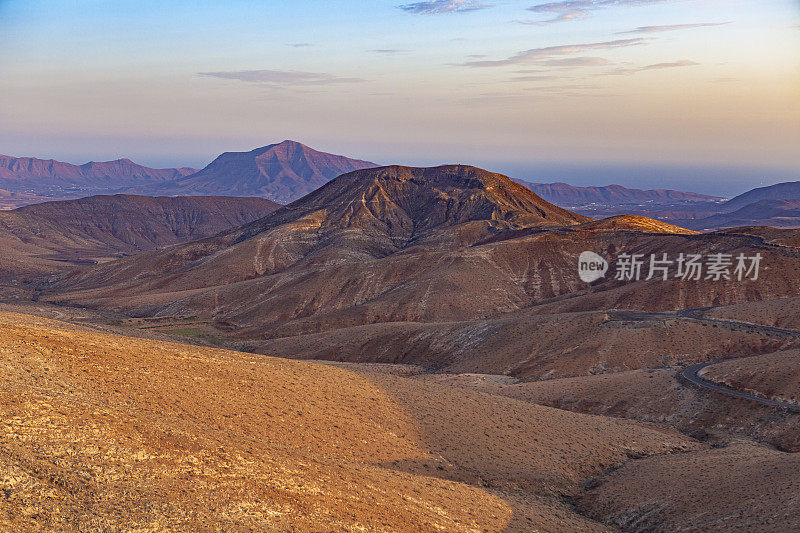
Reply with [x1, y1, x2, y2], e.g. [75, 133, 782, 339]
[1, 0, 798, 194]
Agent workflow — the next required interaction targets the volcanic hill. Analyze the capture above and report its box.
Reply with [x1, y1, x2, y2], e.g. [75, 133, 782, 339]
[136, 140, 378, 203]
[723, 180, 800, 210]
[34, 167, 799, 413]
[47, 164, 590, 312]
[3, 164, 800, 531]
[688, 199, 800, 231]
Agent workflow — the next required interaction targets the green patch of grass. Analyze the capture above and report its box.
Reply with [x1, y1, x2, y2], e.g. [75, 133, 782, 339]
[165, 328, 225, 347]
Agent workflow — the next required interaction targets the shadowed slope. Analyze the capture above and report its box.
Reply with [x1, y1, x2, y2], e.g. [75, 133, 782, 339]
[723, 180, 800, 210]
[688, 199, 800, 230]
[0, 195, 279, 278]
[578, 444, 800, 532]
[701, 349, 800, 406]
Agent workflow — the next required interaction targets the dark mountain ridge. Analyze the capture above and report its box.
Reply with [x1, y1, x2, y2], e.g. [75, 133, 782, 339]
[516, 180, 721, 207]
[723, 181, 800, 210]
[136, 140, 378, 203]
[0, 154, 196, 191]
[686, 199, 800, 231]
[0, 194, 279, 278]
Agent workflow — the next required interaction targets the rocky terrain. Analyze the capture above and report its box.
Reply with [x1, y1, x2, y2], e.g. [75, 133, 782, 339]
[701, 349, 800, 406]
[578, 443, 800, 532]
[574, 215, 699, 234]
[0, 161, 798, 531]
[43, 166, 800, 348]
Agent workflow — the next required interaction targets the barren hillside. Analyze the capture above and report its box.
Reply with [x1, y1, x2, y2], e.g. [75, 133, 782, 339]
[0, 311, 698, 531]
[0, 194, 278, 279]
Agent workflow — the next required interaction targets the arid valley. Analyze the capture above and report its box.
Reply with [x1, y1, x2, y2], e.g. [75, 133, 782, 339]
[3, 1, 800, 531]
[0, 142, 797, 531]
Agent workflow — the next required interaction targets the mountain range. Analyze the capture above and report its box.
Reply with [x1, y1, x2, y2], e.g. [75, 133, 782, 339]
[687, 199, 800, 231]
[1, 159, 799, 531]
[0, 141, 375, 207]
[3, 142, 799, 232]
[516, 180, 721, 207]
[0, 154, 196, 198]
[521, 179, 800, 230]
[45, 164, 800, 359]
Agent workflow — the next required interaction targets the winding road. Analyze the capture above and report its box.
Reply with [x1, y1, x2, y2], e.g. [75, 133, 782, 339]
[677, 307, 800, 413]
[681, 362, 800, 413]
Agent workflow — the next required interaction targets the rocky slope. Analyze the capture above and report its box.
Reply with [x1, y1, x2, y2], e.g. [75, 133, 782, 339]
[0, 194, 278, 279]
[575, 215, 698, 234]
[701, 349, 800, 406]
[45, 164, 590, 314]
[578, 444, 800, 532]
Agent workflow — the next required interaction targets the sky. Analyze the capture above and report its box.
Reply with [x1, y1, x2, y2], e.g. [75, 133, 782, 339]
[1, 0, 799, 195]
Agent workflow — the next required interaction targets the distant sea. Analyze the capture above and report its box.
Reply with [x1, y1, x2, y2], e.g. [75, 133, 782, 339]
[470, 160, 800, 198]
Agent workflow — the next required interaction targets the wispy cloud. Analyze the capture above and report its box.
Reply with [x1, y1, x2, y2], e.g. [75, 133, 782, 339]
[522, 0, 668, 25]
[609, 59, 699, 75]
[198, 69, 365, 86]
[462, 38, 645, 67]
[540, 56, 611, 67]
[286, 42, 313, 48]
[368, 49, 410, 55]
[523, 83, 613, 98]
[463, 81, 611, 102]
[523, 83, 602, 92]
[511, 74, 567, 82]
[618, 22, 732, 34]
[398, 0, 490, 14]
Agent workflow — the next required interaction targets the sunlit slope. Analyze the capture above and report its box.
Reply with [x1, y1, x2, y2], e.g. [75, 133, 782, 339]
[0, 311, 694, 531]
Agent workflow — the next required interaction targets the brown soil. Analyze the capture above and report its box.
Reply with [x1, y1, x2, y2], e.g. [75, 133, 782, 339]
[578, 443, 800, 532]
[0, 311, 696, 531]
